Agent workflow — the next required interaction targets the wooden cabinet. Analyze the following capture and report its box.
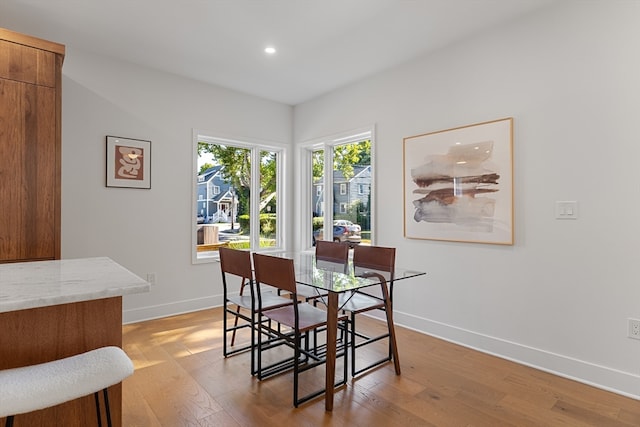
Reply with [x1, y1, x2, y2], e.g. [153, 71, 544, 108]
[0, 28, 64, 262]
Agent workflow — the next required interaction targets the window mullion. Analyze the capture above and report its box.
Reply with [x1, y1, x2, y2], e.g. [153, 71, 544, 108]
[250, 147, 261, 250]
[323, 148, 334, 234]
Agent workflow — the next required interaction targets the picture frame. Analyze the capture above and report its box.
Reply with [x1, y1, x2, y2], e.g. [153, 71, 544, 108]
[106, 136, 151, 189]
[403, 117, 513, 245]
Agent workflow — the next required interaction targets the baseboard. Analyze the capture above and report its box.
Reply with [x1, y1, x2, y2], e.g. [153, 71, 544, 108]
[123, 295, 640, 400]
[123, 295, 222, 324]
[392, 310, 640, 400]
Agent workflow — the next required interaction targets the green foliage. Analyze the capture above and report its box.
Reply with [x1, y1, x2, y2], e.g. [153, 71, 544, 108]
[227, 241, 248, 250]
[260, 213, 276, 237]
[260, 238, 276, 247]
[312, 150, 324, 181]
[199, 162, 214, 174]
[198, 142, 277, 216]
[312, 216, 324, 231]
[238, 214, 250, 232]
[237, 213, 277, 237]
[226, 238, 275, 250]
[312, 139, 371, 181]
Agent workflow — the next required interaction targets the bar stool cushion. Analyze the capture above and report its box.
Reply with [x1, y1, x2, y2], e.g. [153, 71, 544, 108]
[0, 346, 134, 417]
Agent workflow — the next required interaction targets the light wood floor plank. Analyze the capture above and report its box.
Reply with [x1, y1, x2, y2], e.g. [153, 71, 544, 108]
[122, 308, 640, 426]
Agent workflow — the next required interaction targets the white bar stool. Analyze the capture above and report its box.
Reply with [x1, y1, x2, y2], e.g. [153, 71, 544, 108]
[0, 346, 134, 427]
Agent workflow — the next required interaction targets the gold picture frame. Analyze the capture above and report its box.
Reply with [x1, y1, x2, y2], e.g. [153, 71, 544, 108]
[403, 118, 513, 245]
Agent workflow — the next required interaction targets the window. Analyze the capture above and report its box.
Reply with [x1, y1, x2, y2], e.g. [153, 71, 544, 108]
[301, 127, 374, 248]
[193, 132, 284, 263]
[207, 182, 220, 198]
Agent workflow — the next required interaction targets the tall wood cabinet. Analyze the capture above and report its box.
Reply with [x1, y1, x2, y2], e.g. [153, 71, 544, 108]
[0, 28, 64, 262]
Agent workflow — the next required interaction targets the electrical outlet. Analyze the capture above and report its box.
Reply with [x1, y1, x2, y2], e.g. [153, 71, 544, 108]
[628, 318, 640, 340]
[146, 273, 156, 286]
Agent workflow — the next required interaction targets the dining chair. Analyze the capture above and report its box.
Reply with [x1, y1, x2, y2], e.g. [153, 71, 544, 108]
[219, 247, 291, 375]
[340, 244, 399, 377]
[315, 240, 350, 271]
[296, 240, 350, 304]
[252, 252, 348, 407]
[0, 346, 133, 427]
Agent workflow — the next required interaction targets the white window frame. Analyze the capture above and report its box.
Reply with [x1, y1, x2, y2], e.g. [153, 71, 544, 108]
[297, 125, 375, 250]
[192, 130, 286, 264]
[207, 182, 221, 199]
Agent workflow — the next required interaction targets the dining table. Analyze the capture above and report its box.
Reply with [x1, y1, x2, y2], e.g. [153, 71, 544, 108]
[270, 251, 426, 411]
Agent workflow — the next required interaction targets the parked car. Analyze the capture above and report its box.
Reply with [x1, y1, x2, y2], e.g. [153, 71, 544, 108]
[197, 214, 205, 224]
[313, 224, 361, 246]
[333, 219, 361, 233]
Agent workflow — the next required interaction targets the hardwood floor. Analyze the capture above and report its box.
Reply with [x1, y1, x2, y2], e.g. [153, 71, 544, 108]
[122, 308, 640, 426]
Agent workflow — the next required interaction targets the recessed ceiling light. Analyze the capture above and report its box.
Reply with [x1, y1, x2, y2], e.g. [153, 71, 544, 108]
[264, 46, 276, 55]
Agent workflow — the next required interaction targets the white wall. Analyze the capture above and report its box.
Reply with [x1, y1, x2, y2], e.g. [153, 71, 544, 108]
[41, 0, 640, 400]
[60, 49, 293, 322]
[293, 0, 640, 398]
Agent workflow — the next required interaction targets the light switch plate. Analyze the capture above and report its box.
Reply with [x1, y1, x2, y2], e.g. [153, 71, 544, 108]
[555, 201, 578, 219]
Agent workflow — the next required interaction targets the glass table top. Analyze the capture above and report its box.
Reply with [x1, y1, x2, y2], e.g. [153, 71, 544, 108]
[268, 251, 426, 293]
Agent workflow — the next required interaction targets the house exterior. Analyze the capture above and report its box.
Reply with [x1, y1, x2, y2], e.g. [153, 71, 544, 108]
[196, 166, 237, 224]
[313, 165, 371, 222]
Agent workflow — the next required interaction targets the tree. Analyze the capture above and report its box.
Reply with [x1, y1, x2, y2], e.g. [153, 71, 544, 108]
[312, 139, 371, 181]
[198, 162, 214, 175]
[198, 142, 276, 217]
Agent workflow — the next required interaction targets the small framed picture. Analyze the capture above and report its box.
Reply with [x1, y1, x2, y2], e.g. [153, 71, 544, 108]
[106, 136, 151, 189]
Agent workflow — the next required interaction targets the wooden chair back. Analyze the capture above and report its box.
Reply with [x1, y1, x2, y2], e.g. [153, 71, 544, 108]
[315, 240, 349, 264]
[315, 240, 349, 273]
[253, 253, 297, 295]
[353, 245, 395, 275]
[219, 247, 252, 279]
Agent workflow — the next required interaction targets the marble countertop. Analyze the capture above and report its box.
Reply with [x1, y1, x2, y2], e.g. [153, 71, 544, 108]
[0, 257, 150, 313]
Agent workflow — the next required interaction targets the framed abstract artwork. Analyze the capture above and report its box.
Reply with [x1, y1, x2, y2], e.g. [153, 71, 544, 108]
[403, 118, 513, 245]
[106, 136, 151, 189]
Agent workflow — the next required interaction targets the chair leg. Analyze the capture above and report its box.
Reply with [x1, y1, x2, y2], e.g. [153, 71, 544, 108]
[250, 309, 256, 375]
[293, 331, 301, 407]
[230, 278, 247, 347]
[229, 305, 242, 346]
[4, 390, 115, 427]
[223, 304, 248, 357]
[350, 308, 398, 377]
[383, 303, 401, 375]
[94, 391, 103, 427]
[350, 311, 357, 376]
[256, 318, 264, 379]
[103, 388, 113, 427]
[343, 320, 348, 383]
[223, 302, 229, 357]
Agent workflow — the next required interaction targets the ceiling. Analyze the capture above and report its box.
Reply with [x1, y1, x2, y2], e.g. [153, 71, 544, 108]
[0, 0, 556, 105]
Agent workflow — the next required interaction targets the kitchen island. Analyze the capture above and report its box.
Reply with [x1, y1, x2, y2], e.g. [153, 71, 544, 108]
[0, 257, 149, 426]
